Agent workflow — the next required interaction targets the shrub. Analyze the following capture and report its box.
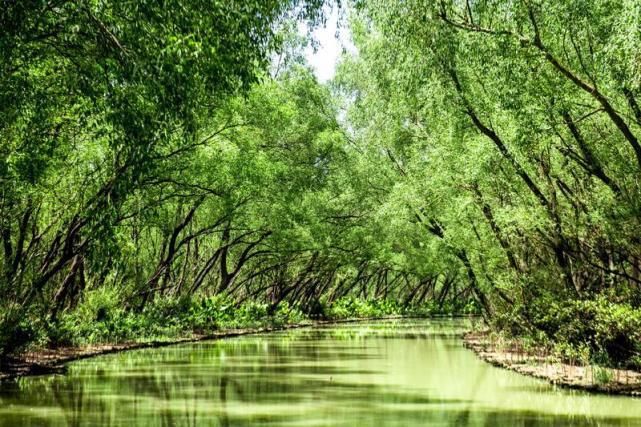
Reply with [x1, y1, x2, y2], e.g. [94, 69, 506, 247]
[0, 305, 44, 357]
[522, 295, 641, 368]
[325, 297, 403, 319]
[594, 366, 614, 385]
[48, 287, 126, 346]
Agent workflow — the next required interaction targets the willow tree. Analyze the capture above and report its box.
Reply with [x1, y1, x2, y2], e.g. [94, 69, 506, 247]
[0, 0, 329, 355]
[342, 0, 641, 359]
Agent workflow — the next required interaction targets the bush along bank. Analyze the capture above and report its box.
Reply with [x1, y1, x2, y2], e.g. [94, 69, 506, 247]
[466, 296, 641, 396]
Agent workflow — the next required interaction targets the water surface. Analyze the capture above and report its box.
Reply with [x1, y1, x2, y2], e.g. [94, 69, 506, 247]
[1, 319, 641, 426]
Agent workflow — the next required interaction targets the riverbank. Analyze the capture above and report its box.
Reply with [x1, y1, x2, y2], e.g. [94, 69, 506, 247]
[0, 316, 409, 382]
[464, 331, 641, 397]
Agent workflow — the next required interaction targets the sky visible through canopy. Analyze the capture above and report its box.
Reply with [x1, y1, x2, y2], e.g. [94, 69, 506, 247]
[302, 7, 354, 82]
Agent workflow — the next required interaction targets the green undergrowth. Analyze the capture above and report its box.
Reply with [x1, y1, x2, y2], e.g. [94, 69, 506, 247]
[44, 290, 306, 348]
[324, 296, 479, 319]
[1, 290, 474, 354]
[491, 295, 641, 371]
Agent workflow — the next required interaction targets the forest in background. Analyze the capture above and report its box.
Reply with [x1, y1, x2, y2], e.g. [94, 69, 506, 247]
[1, 0, 641, 371]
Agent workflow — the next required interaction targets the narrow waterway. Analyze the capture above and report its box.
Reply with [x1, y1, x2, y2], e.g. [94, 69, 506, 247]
[1, 319, 640, 426]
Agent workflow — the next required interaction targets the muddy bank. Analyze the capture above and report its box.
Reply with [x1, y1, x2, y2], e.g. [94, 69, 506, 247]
[464, 331, 641, 397]
[0, 316, 408, 381]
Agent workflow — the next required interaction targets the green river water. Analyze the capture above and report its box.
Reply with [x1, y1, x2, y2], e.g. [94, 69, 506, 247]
[1, 319, 641, 426]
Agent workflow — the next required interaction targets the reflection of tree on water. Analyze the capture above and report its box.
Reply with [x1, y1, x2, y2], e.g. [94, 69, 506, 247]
[1, 360, 249, 426]
[51, 377, 85, 427]
[219, 375, 229, 427]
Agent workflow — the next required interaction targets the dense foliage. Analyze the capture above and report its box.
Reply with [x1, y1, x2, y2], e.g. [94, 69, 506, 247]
[1, 0, 640, 370]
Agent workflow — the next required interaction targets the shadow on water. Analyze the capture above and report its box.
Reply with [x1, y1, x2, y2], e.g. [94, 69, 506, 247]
[1, 320, 640, 426]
